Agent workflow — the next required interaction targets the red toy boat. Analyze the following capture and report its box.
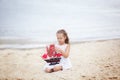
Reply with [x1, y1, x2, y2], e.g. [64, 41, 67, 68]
[41, 44, 62, 65]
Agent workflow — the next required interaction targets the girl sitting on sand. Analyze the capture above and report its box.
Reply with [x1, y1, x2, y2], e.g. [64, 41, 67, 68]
[44, 29, 72, 73]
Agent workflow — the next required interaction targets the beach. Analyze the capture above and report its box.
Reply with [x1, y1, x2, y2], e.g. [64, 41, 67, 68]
[0, 39, 120, 80]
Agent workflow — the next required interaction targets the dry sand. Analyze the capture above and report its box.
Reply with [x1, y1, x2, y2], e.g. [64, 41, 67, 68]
[0, 39, 120, 80]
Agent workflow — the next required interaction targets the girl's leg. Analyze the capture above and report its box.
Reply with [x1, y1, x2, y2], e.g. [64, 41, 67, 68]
[44, 63, 54, 73]
[44, 65, 62, 73]
[45, 68, 53, 73]
[53, 66, 62, 72]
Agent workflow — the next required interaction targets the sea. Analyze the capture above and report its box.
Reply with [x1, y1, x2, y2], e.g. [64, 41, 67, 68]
[0, 0, 120, 48]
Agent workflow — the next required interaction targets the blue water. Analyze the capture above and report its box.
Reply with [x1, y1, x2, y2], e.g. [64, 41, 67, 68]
[0, 0, 120, 48]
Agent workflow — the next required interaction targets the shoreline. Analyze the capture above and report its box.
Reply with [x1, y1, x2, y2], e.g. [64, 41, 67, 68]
[0, 37, 120, 49]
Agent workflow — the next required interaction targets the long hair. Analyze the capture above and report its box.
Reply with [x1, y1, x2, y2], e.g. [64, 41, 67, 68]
[56, 29, 69, 44]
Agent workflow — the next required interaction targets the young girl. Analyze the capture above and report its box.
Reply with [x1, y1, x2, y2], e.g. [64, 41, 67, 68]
[44, 29, 72, 73]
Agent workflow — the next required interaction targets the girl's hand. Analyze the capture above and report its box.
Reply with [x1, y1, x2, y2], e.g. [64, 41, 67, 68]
[55, 44, 70, 58]
[55, 47, 62, 53]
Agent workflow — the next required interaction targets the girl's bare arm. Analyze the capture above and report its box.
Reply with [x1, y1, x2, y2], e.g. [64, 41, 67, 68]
[55, 44, 70, 58]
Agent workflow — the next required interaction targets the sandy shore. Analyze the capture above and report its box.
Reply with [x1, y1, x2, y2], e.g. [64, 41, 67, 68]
[0, 39, 120, 80]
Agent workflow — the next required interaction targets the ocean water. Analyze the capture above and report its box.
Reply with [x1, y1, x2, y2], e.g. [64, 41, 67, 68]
[0, 0, 120, 48]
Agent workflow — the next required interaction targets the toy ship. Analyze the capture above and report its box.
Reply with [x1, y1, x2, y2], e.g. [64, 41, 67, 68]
[42, 44, 62, 65]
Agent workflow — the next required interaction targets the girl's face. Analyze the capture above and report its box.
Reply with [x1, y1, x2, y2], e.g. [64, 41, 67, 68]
[56, 33, 66, 45]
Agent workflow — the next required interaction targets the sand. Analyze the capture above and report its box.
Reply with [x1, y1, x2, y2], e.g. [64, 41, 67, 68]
[0, 39, 120, 80]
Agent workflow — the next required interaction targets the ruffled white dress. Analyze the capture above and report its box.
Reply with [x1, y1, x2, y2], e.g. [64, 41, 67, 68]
[44, 44, 72, 70]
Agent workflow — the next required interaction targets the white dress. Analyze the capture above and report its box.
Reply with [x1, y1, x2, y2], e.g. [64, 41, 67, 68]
[44, 44, 72, 70]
